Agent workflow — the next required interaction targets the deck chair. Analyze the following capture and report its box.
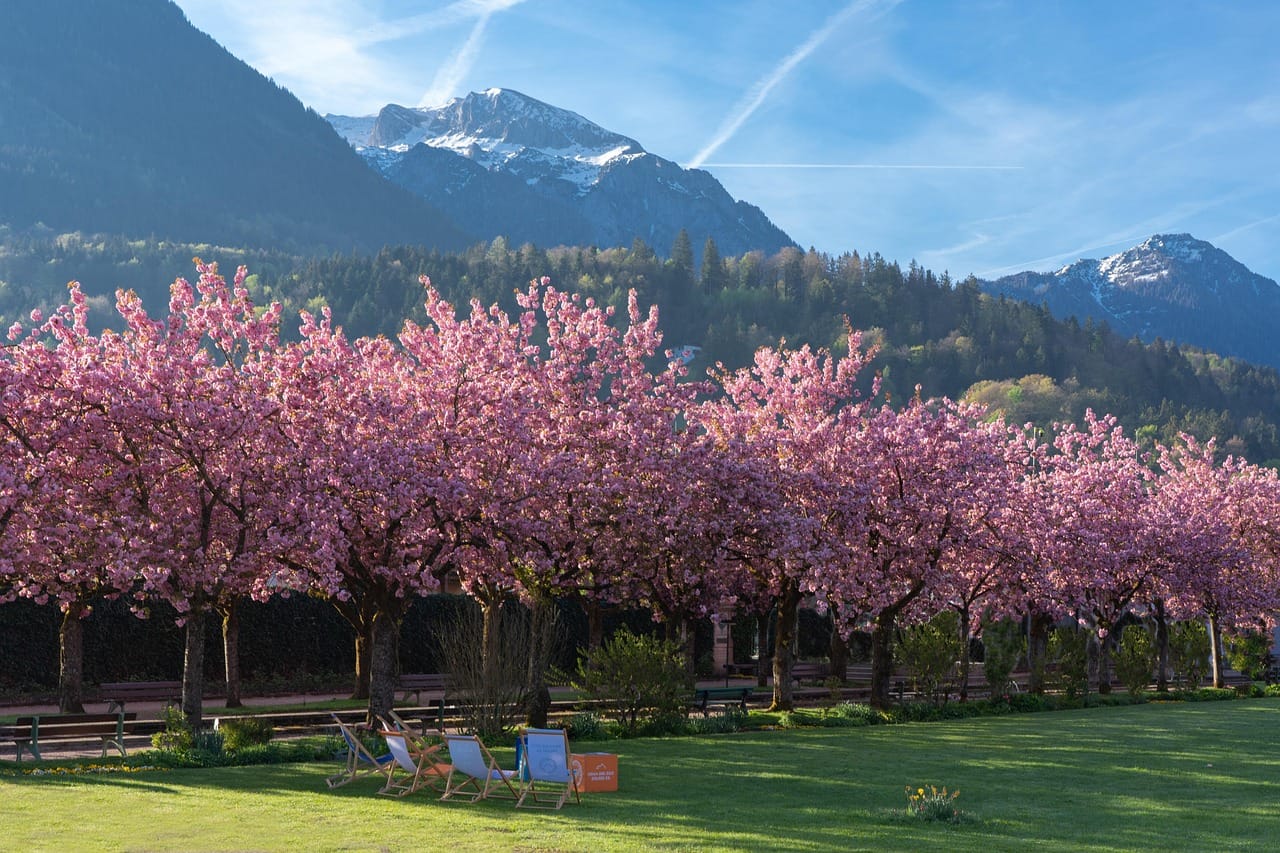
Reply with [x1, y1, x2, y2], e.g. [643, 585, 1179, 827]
[326, 715, 394, 789]
[380, 710, 441, 750]
[515, 727, 581, 809]
[377, 729, 452, 797]
[440, 733, 519, 803]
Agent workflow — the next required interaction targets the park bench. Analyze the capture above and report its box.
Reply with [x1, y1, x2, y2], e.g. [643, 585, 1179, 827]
[100, 680, 182, 713]
[691, 686, 753, 716]
[791, 662, 829, 684]
[397, 673, 448, 727]
[1, 711, 137, 761]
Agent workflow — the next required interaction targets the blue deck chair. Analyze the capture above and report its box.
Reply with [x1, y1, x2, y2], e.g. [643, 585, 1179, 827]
[440, 733, 520, 803]
[515, 727, 581, 809]
[326, 715, 394, 789]
[377, 729, 451, 797]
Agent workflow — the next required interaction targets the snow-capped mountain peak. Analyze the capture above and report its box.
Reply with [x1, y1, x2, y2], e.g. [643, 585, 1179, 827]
[324, 88, 795, 259]
[980, 233, 1280, 368]
[328, 88, 647, 195]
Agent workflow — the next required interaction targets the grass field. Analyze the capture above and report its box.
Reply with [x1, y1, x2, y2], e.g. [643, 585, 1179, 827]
[3, 700, 1278, 852]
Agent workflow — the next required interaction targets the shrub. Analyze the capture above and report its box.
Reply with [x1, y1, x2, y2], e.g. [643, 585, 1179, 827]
[896, 611, 962, 706]
[1114, 624, 1155, 697]
[981, 618, 1024, 696]
[563, 711, 611, 741]
[570, 627, 693, 734]
[151, 705, 225, 762]
[218, 717, 274, 751]
[1049, 627, 1089, 699]
[1169, 621, 1211, 688]
[1226, 630, 1272, 681]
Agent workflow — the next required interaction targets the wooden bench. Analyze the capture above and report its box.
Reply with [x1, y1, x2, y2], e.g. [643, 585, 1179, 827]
[100, 680, 182, 712]
[1, 712, 137, 761]
[791, 662, 829, 684]
[397, 673, 448, 727]
[691, 686, 753, 716]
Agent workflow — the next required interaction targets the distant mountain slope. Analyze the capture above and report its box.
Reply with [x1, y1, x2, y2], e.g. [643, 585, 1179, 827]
[0, 0, 468, 253]
[980, 234, 1280, 368]
[327, 88, 796, 257]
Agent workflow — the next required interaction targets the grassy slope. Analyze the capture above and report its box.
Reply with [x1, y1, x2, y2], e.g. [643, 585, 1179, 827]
[2, 701, 1278, 852]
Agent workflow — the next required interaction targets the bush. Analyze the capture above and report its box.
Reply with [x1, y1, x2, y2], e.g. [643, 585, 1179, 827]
[218, 717, 274, 751]
[1169, 621, 1211, 688]
[981, 618, 1024, 696]
[570, 627, 693, 734]
[1226, 630, 1272, 681]
[896, 612, 962, 706]
[1114, 624, 1155, 697]
[1049, 627, 1089, 699]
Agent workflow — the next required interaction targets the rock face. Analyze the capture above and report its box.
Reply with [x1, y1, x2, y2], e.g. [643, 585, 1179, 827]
[981, 234, 1280, 367]
[328, 88, 796, 257]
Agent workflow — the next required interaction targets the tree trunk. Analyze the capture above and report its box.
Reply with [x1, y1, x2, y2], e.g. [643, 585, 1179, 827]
[1094, 631, 1112, 695]
[1208, 613, 1225, 688]
[58, 604, 87, 714]
[524, 595, 554, 728]
[682, 616, 698, 682]
[755, 612, 770, 688]
[585, 598, 605, 651]
[1027, 611, 1052, 695]
[367, 609, 399, 723]
[828, 605, 849, 684]
[869, 610, 897, 710]
[220, 599, 242, 708]
[182, 609, 207, 731]
[769, 584, 800, 711]
[331, 595, 375, 700]
[480, 597, 502, 692]
[1154, 599, 1170, 692]
[957, 604, 972, 702]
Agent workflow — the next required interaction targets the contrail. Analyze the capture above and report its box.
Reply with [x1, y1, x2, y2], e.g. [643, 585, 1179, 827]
[697, 163, 1023, 170]
[1212, 213, 1280, 243]
[688, 0, 894, 169]
[419, 11, 495, 107]
[417, 1, 525, 108]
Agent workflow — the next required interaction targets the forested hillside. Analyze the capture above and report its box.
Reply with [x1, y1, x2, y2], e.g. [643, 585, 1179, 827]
[4, 231, 1279, 464]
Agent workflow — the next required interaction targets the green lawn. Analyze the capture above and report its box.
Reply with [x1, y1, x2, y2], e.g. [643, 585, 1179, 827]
[3, 700, 1279, 852]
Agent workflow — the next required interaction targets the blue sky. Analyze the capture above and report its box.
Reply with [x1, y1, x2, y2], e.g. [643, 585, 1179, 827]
[174, 0, 1280, 281]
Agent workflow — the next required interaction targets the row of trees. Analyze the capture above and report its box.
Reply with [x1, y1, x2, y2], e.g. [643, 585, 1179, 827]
[3, 264, 1278, 728]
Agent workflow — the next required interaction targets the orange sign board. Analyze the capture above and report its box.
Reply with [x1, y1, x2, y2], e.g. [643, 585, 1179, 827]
[570, 752, 618, 792]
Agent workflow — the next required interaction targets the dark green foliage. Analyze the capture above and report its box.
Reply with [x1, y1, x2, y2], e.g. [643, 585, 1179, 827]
[896, 611, 963, 705]
[1049, 627, 1090, 699]
[1114, 624, 1156, 696]
[569, 627, 693, 734]
[980, 618, 1024, 695]
[218, 717, 274, 751]
[1169, 620, 1212, 688]
[1226, 630, 1272, 680]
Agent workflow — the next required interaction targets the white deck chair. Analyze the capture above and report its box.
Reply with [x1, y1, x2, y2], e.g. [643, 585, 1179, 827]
[515, 727, 582, 809]
[440, 733, 519, 802]
[378, 729, 451, 797]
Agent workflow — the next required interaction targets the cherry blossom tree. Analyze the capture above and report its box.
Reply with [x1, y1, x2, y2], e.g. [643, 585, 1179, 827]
[1153, 438, 1280, 686]
[1038, 412, 1157, 694]
[0, 288, 145, 712]
[697, 337, 878, 710]
[102, 262, 290, 727]
[822, 394, 1022, 709]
